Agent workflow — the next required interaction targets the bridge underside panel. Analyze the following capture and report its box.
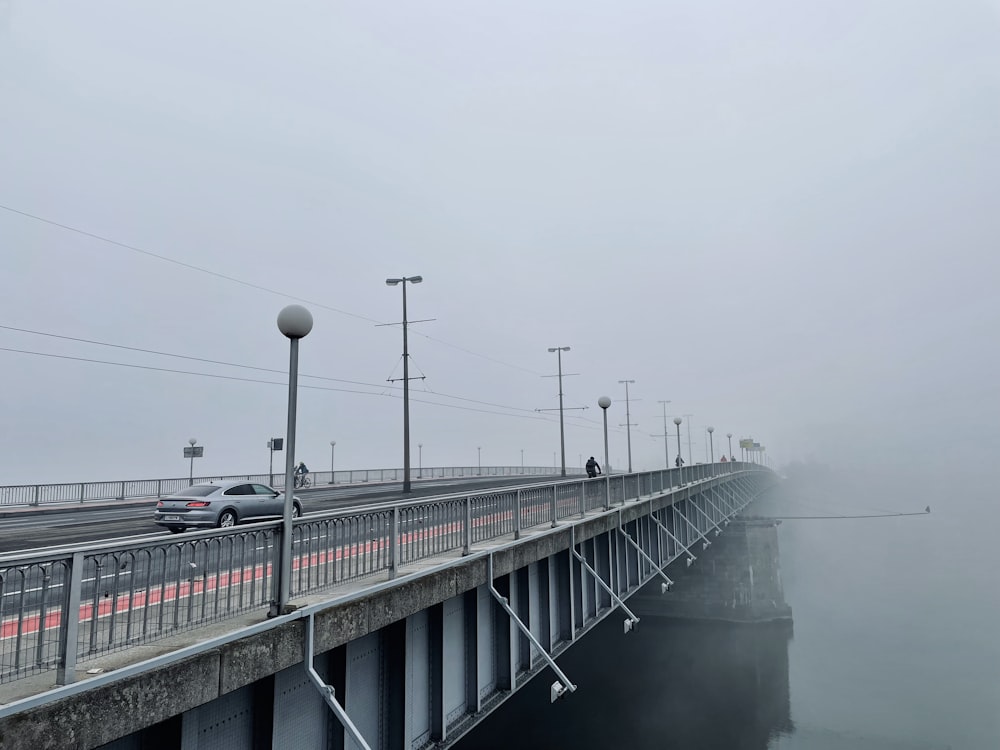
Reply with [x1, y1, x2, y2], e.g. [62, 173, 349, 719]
[476, 585, 496, 702]
[181, 683, 254, 750]
[406, 610, 431, 749]
[273, 662, 328, 748]
[442, 594, 466, 730]
[346, 632, 382, 750]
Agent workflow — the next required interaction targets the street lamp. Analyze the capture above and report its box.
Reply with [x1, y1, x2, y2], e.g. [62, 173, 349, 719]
[418, 443, 423, 479]
[598, 396, 611, 509]
[520, 448, 524, 473]
[726, 433, 733, 469]
[385, 275, 423, 493]
[477, 446, 482, 474]
[707, 426, 715, 475]
[548, 346, 571, 477]
[273, 304, 313, 616]
[618, 380, 636, 473]
[673, 417, 684, 484]
[329, 441, 336, 483]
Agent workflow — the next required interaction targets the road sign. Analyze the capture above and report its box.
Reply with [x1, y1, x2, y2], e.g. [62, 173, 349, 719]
[268, 438, 284, 451]
[183, 446, 204, 458]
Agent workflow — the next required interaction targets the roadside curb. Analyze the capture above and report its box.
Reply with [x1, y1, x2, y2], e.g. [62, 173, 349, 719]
[0, 498, 158, 519]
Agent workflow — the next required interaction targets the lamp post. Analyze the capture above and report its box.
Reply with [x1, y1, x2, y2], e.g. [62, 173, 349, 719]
[477, 446, 482, 475]
[547, 346, 571, 477]
[520, 448, 524, 473]
[273, 304, 313, 616]
[329, 440, 336, 483]
[683, 413, 694, 466]
[673, 417, 684, 484]
[707, 426, 715, 476]
[418, 443, 423, 479]
[727, 433, 733, 469]
[618, 379, 636, 473]
[385, 275, 423, 493]
[598, 396, 611, 508]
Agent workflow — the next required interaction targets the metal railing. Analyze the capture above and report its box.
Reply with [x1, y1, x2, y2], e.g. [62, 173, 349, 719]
[0, 465, 567, 507]
[0, 462, 767, 685]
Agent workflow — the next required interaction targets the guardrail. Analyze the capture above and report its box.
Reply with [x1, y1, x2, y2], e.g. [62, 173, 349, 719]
[0, 462, 766, 686]
[0, 465, 566, 507]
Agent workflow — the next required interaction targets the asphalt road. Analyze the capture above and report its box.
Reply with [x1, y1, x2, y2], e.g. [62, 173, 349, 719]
[0, 475, 568, 554]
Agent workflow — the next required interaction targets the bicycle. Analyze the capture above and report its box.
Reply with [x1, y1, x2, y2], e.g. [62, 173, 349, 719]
[294, 474, 311, 489]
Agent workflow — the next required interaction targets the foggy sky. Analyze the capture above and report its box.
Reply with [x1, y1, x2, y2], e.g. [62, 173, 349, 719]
[2, 0, 998, 485]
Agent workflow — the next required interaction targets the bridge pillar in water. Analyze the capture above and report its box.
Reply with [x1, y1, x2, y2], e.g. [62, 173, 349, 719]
[643, 516, 792, 623]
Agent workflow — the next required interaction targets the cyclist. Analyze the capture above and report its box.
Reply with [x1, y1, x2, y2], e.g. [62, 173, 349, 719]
[294, 461, 310, 488]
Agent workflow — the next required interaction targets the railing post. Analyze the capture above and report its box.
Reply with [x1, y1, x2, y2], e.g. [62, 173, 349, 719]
[156, 479, 162, 498]
[56, 552, 85, 685]
[118, 481, 125, 501]
[31, 485, 39, 507]
[604, 475, 611, 511]
[463, 496, 473, 555]
[79, 483, 85, 504]
[550, 486, 558, 527]
[514, 489, 522, 540]
[389, 505, 400, 578]
[580, 481, 585, 518]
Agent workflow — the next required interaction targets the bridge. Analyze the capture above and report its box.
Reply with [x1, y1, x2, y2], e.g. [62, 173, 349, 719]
[0, 463, 780, 750]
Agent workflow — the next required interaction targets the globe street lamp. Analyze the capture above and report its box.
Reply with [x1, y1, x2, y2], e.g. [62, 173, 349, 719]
[385, 275, 423, 493]
[273, 304, 313, 616]
[598, 396, 612, 510]
[726, 433, 733, 470]
[673, 417, 684, 485]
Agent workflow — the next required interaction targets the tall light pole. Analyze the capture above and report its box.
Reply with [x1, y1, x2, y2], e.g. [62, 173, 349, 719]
[385, 275, 423, 493]
[598, 396, 612, 509]
[673, 416, 684, 484]
[619, 379, 636, 473]
[329, 440, 336, 482]
[658, 400, 672, 469]
[520, 448, 524, 473]
[727, 432, 733, 463]
[547, 346, 571, 477]
[477, 446, 482, 474]
[274, 304, 313, 616]
[418, 443, 423, 479]
[187, 438, 197, 485]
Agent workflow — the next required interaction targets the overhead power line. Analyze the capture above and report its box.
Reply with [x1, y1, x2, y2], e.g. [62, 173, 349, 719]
[0, 203, 543, 376]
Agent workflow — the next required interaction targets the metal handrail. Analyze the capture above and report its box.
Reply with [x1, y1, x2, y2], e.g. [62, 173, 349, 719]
[0, 465, 571, 507]
[0, 463, 771, 687]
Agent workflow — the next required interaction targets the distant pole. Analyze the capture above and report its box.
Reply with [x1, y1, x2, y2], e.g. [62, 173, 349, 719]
[658, 400, 672, 469]
[477, 446, 482, 474]
[188, 438, 197, 485]
[418, 443, 423, 479]
[548, 346, 571, 477]
[273, 304, 313, 616]
[520, 448, 524, 473]
[330, 440, 336, 480]
[727, 433, 733, 465]
[707, 426, 715, 476]
[619, 379, 636, 473]
[683, 414, 694, 465]
[385, 275, 423, 493]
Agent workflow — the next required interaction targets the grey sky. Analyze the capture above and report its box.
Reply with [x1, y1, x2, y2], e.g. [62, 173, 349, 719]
[2, 0, 998, 484]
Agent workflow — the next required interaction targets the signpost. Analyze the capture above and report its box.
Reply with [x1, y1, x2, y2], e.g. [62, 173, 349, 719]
[268, 437, 284, 483]
[184, 439, 203, 485]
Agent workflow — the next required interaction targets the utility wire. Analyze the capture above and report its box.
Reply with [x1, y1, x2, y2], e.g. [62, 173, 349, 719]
[0, 346, 565, 424]
[0, 204, 544, 375]
[0, 323, 542, 416]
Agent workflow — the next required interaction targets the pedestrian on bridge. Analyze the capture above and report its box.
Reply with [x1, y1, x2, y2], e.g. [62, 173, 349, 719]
[675, 455, 685, 468]
[586, 456, 601, 478]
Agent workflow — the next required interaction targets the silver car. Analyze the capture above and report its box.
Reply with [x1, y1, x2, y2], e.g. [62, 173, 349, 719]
[154, 481, 302, 533]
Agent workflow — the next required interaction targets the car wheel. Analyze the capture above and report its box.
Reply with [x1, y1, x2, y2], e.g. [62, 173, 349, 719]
[218, 509, 238, 528]
[168, 526, 185, 534]
[292, 503, 302, 518]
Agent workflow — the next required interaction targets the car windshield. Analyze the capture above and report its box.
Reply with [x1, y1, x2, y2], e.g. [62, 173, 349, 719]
[170, 486, 219, 497]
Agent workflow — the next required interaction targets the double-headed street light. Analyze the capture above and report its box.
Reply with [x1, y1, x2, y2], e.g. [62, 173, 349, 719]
[385, 275, 423, 493]
[274, 304, 313, 616]
[618, 380, 636, 473]
[547, 346, 571, 477]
